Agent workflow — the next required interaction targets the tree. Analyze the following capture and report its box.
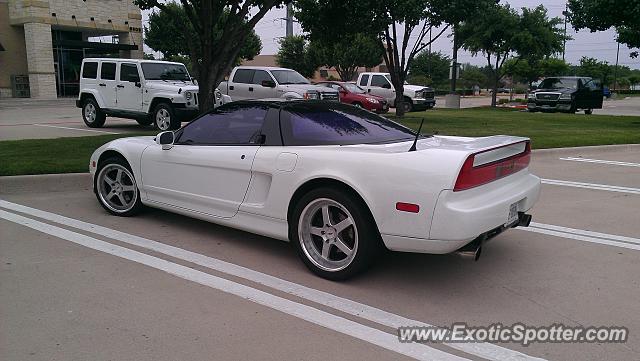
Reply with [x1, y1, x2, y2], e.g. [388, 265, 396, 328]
[408, 51, 451, 89]
[312, 34, 383, 81]
[458, 4, 566, 106]
[295, 0, 497, 116]
[134, 0, 284, 112]
[503, 58, 571, 88]
[275, 35, 319, 78]
[577, 57, 613, 85]
[458, 64, 488, 89]
[568, 0, 640, 57]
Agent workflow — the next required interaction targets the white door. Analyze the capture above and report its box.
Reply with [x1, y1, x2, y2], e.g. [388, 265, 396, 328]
[140, 103, 269, 218]
[368, 74, 396, 104]
[98, 61, 118, 109]
[116, 62, 144, 111]
[227, 68, 254, 101]
[251, 70, 278, 99]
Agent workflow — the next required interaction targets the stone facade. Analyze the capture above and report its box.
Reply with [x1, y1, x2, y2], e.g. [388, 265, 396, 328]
[0, 0, 143, 98]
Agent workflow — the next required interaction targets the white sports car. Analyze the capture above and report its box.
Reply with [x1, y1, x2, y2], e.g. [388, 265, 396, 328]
[89, 100, 541, 280]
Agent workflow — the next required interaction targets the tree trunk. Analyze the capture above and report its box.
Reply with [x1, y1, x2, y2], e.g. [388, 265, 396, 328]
[394, 84, 405, 117]
[491, 75, 499, 107]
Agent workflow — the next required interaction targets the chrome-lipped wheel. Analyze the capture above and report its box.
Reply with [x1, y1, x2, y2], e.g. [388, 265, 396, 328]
[156, 108, 171, 130]
[298, 198, 358, 272]
[84, 102, 96, 123]
[97, 164, 138, 213]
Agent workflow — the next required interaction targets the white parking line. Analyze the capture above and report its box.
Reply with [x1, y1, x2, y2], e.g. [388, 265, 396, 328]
[519, 222, 640, 252]
[0, 209, 465, 361]
[33, 124, 120, 134]
[0, 199, 544, 361]
[559, 157, 640, 168]
[541, 179, 640, 195]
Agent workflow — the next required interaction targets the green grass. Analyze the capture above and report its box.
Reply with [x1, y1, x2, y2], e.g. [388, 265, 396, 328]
[1, 108, 638, 176]
[0, 133, 154, 176]
[389, 108, 640, 149]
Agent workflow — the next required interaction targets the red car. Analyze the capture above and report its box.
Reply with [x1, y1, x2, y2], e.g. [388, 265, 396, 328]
[316, 81, 388, 113]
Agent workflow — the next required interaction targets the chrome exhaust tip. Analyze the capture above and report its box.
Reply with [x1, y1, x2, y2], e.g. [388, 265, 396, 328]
[456, 245, 482, 261]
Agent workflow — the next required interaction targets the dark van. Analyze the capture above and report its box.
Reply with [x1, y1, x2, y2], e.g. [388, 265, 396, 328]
[527, 77, 603, 114]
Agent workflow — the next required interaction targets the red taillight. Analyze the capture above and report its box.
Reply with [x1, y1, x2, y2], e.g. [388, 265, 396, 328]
[396, 202, 420, 213]
[453, 141, 531, 192]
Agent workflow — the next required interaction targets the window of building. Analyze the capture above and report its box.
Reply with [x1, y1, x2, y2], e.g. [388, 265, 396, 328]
[100, 62, 116, 80]
[82, 62, 98, 79]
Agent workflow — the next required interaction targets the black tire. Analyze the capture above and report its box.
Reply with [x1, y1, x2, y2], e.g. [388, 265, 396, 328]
[82, 97, 106, 128]
[352, 102, 363, 108]
[136, 117, 153, 126]
[402, 98, 413, 113]
[94, 157, 143, 217]
[152, 103, 180, 131]
[585, 109, 593, 115]
[291, 187, 382, 280]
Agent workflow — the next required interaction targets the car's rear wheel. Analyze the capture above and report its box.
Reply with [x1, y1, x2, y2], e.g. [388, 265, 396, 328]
[82, 98, 106, 128]
[585, 109, 593, 115]
[152, 103, 180, 131]
[95, 157, 142, 216]
[402, 98, 413, 113]
[291, 187, 382, 280]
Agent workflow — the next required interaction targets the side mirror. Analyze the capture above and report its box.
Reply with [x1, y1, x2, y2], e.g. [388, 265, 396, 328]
[382, 83, 392, 89]
[156, 131, 174, 150]
[261, 80, 276, 88]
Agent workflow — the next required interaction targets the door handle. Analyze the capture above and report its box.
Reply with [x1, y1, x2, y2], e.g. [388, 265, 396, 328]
[116, 84, 125, 88]
[249, 87, 254, 91]
[99, 83, 106, 87]
[229, 85, 234, 90]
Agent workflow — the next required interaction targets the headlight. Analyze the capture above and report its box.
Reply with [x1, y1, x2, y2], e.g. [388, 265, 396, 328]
[559, 93, 572, 100]
[185, 91, 192, 100]
[303, 91, 319, 100]
[366, 97, 379, 104]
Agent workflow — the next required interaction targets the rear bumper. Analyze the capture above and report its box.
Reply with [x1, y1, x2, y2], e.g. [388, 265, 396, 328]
[381, 171, 541, 253]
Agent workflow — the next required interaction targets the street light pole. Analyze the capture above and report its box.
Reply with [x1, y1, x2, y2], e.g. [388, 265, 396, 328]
[562, 3, 568, 61]
[614, 41, 620, 91]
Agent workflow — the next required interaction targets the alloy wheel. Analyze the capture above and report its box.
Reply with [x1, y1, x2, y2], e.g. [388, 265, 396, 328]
[156, 108, 171, 130]
[97, 164, 138, 213]
[84, 102, 96, 123]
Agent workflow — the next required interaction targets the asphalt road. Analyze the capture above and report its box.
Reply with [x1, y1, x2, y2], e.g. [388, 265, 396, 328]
[1, 145, 639, 361]
[1, 96, 639, 140]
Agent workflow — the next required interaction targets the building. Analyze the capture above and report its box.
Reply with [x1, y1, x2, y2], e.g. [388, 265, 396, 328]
[0, 0, 143, 99]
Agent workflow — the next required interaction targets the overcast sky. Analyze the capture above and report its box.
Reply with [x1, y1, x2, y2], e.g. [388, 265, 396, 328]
[142, 0, 639, 69]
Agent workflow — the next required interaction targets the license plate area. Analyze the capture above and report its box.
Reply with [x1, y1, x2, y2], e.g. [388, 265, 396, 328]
[505, 202, 519, 226]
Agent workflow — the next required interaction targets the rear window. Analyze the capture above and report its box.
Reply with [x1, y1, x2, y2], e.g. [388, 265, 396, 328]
[359, 74, 369, 86]
[281, 103, 416, 146]
[233, 69, 255, 84]
[82, 62, 98, 79]
[100, 62, 116, 80]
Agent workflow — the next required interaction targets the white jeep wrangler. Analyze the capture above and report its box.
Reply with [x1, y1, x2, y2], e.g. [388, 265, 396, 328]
[76, 58, 229, 131]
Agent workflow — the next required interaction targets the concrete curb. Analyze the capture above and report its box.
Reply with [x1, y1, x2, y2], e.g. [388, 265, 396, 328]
[0, 172, 91, 195]
[532, 144, 640, 158]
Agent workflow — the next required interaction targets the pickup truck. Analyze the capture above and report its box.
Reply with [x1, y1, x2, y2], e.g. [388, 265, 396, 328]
[356, 72, 436, 112]
[527, 76, 603, 114]
[218, 66, 339, 101]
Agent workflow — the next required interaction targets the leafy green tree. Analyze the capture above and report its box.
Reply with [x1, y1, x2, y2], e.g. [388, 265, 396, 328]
[145, 3, 262, 78]
[408, 51, 451, 89]
[503, 58, 571, 87]
[134, 0, 283, 112]
[458, 4, 567, 106]
[312, 34, 383, 81]
[568, 0, 640, 57]
[629, 75, 640, 87]
[458, 64, 488, 89]
[275, 35, 320, 78]
[539, 58, 571, 77]
[577, 57, 612, 85]
[295, 0, 497, 116]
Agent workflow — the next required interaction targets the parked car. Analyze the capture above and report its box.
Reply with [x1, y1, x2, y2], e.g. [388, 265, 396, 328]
[77, 58, 230, 131]
[218, 66, 339, 102]
[527, 76, 603, 114]
[89, 99, 540, 280]
[603, 86, 611, 99]
[316, 81, 388, 113]
[356, 72, 435, 112]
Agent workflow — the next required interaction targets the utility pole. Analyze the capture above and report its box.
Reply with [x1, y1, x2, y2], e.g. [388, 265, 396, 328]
[614, 41, 620, 91]
[562, 3, 568, 61]
[286, 3, 293, 37]
[427, 27, 432, 78]
[450, 24, 458, 94]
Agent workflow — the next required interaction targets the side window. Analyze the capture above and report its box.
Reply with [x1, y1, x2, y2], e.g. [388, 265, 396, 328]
[120, 63, 140, 82]
[359, 74, 369, 86]
[82, 62, 98, 79]
[371, 75, 389, 87]
[252, 70, 273, 85]
[176, 105, 268, 145]
[232, 69, 255, 84]
[100, 62, 116, 80]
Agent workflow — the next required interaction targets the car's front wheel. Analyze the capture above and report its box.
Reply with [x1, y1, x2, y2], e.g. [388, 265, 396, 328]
[291, 187, 382, 280]
[95, 157, 143, 216]
[585, 109, 593, 115]
[402, 98, 413, 113]
[152, 103, 180, 131]
[82, 98, 106, 128]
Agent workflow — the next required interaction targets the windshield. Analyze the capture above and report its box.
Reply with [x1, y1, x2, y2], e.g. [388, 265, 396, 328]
[141, 63, 190, 81]
[539, 78, 578, 90]
[271, 70, 309, 85]
[343, 83, 366, 93]
[281, 102, 420, 146]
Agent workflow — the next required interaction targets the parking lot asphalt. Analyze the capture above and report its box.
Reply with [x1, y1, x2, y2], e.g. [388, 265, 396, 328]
[1, 145, 639, 361]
